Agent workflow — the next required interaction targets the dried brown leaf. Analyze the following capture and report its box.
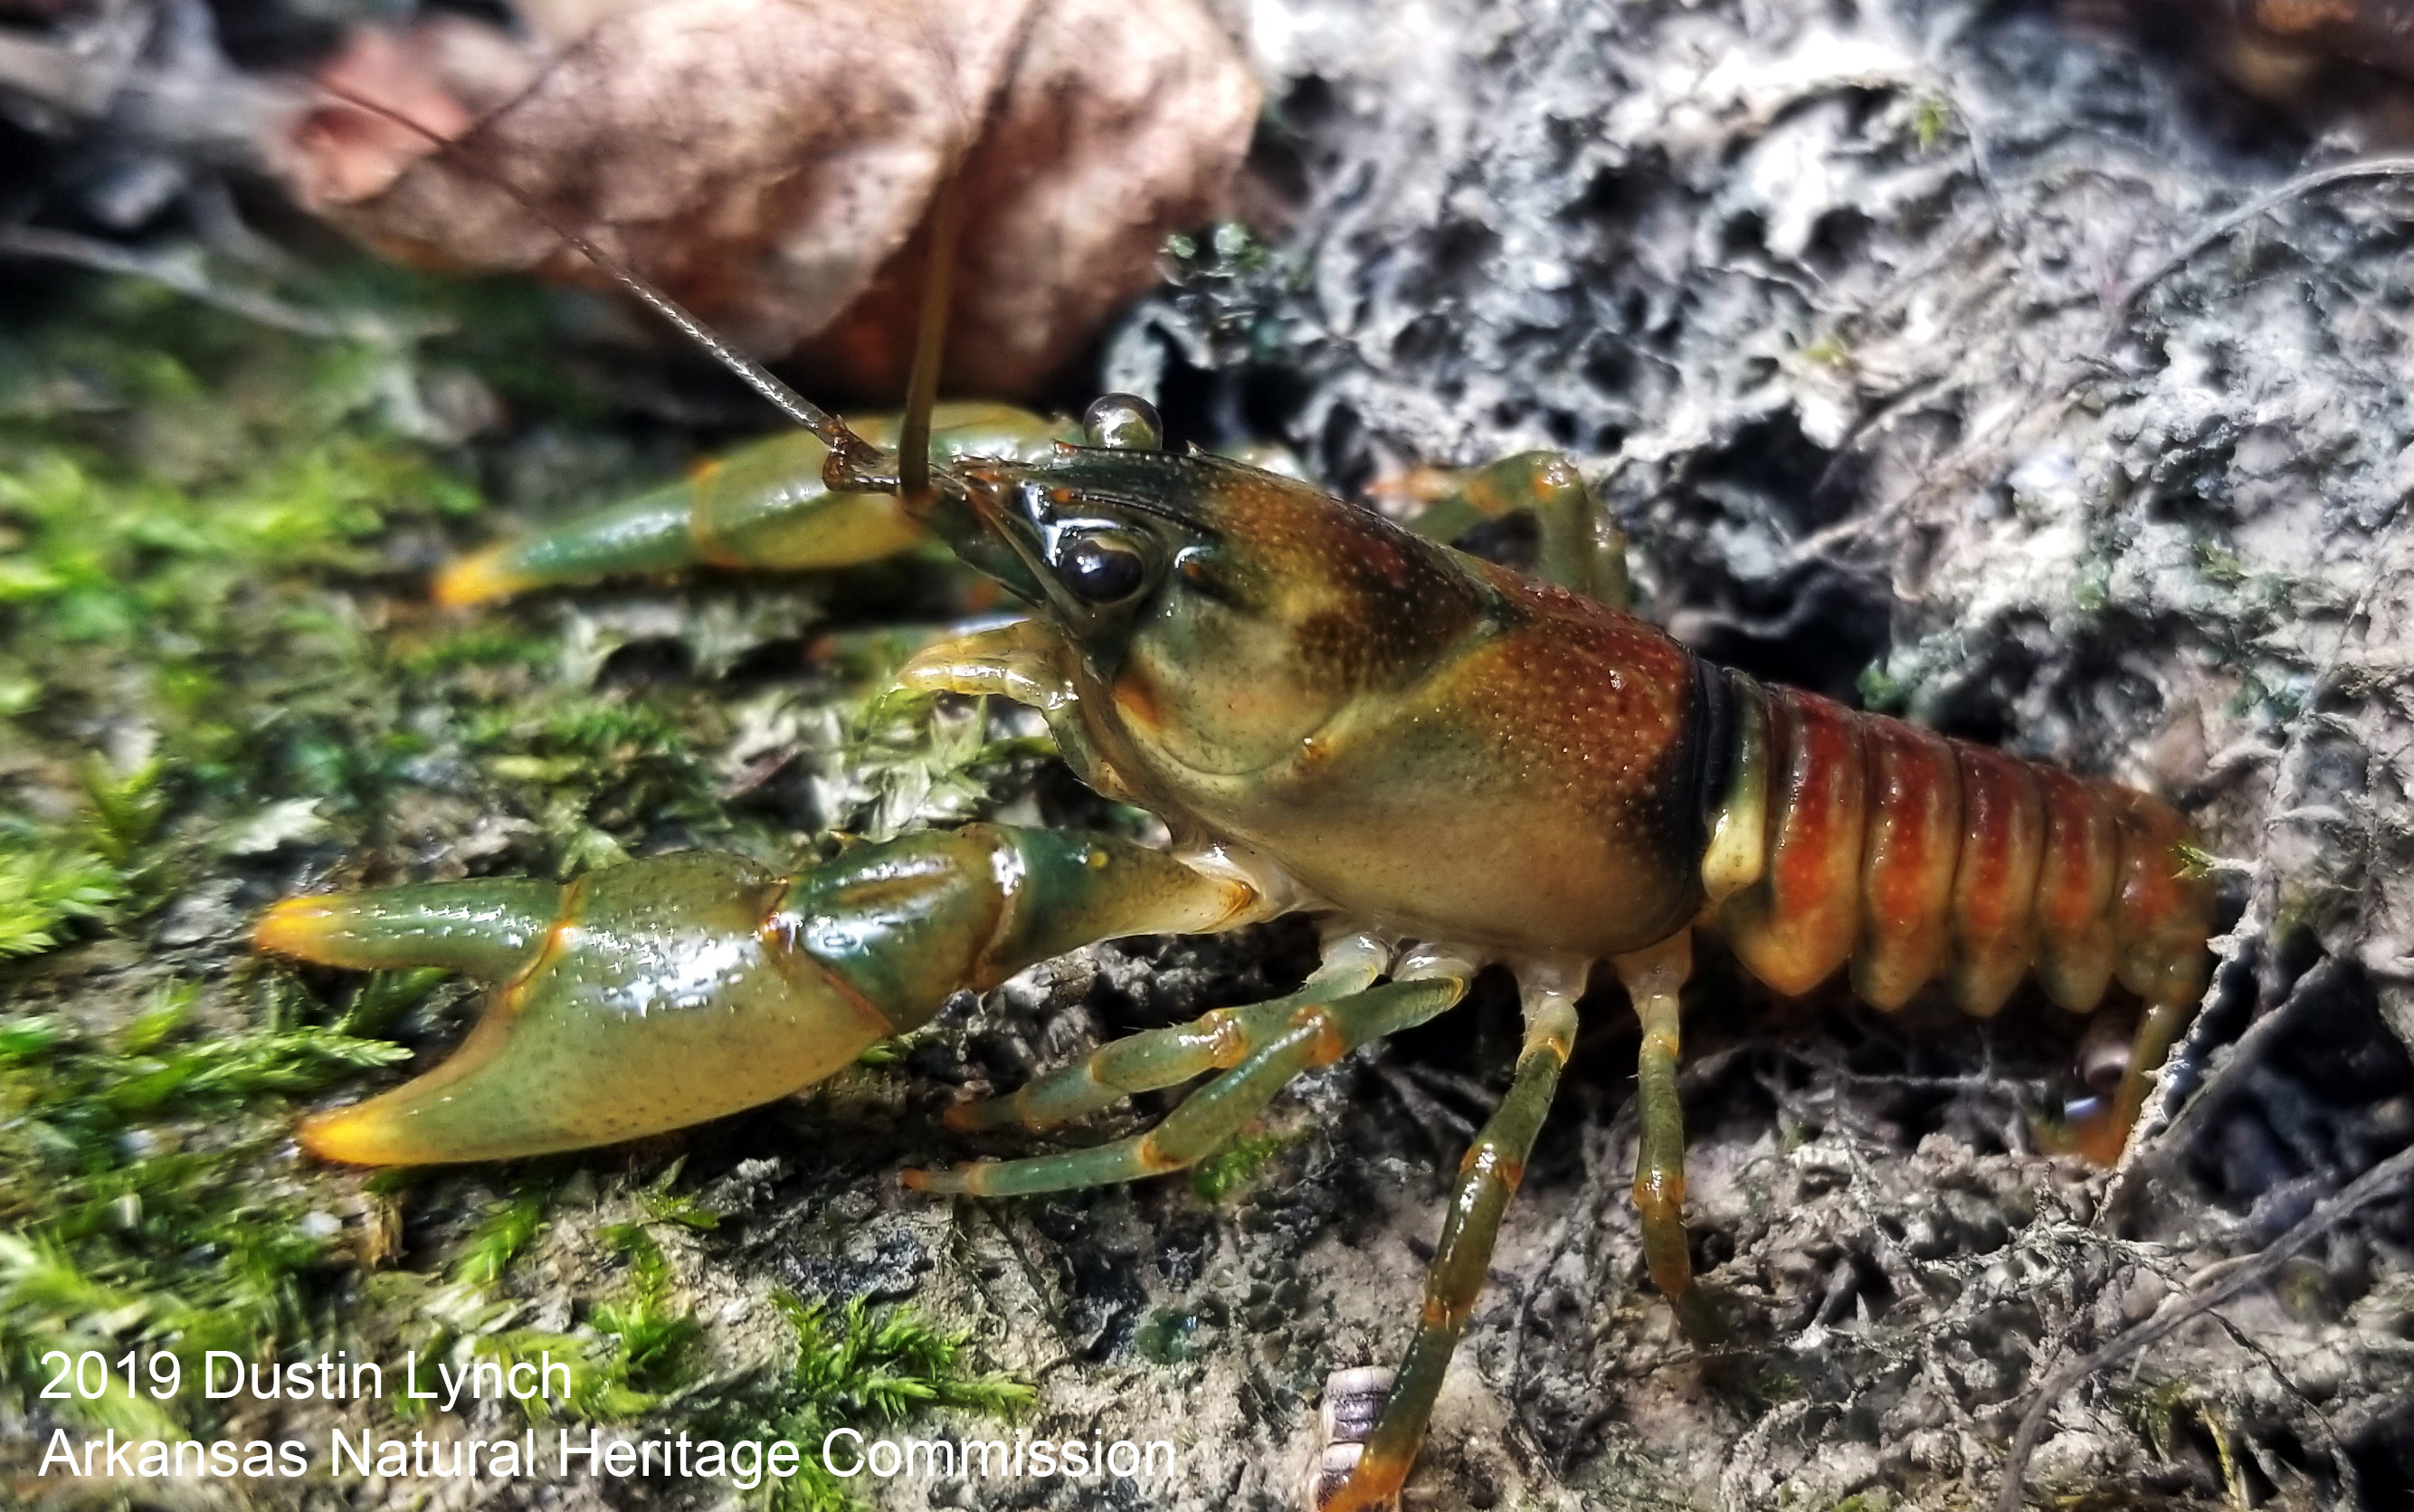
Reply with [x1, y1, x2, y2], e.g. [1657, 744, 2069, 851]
[274, 0, 1259, 396]
[280, 18, 541, 208]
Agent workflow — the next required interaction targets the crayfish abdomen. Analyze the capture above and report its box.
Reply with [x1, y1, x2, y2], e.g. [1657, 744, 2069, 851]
[1702, 673, 2209, 1021]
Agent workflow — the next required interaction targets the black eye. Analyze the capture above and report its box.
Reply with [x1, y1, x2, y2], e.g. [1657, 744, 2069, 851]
[1056, 536, 1147, 603]
[1081, 394, 1164, 451]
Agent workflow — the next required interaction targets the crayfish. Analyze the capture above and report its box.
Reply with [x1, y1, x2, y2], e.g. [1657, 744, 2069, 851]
[252, 185, 2212, 1510]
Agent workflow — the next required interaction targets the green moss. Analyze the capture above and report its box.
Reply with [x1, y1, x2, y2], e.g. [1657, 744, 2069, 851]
[0, 270, 747, 1453]
[2194, 539, 2248, 587]
[0, 841, 120, 959]
[1136, 1305, 1216, 1365]
[714, 1293, 1035, 1512]
[451, 1184, 557, 1291]
[634, 1162, 723, 1232]
[0, 980, 410, 1435]
[2072, 559, 2111, 615]
[1190, 1128, 1295, 1202]
[2172, 842, 2219, 881]
[1912, 96, 1953, 151]
[0, 757, 167, 960]
[0, 259, 1035, 1490]
[838, 688, 1057, 842]
[468, 1222, 705, 1422]
[1854, 661, 1916, 716]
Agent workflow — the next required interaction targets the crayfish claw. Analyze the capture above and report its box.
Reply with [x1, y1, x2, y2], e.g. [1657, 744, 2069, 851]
[431, 542, 543, 607]
[271, 854, 898, 1165]
[252, 879, 559, 979]
[262, 827, 1269, 1166]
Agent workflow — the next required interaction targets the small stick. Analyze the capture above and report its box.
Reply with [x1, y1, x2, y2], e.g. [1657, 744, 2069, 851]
[0, 225, 404, 342]
[1993, 1139, 2414, 1512]
[2116, 157, 2414, 318]
[898, 181, 960, 507]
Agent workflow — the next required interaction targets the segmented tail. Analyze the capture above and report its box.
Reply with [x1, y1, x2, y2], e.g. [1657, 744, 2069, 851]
[1702, 674, 2211, 1021]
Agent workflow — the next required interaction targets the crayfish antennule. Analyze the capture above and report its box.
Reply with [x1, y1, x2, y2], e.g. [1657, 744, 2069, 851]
[896, 178, 959, 508]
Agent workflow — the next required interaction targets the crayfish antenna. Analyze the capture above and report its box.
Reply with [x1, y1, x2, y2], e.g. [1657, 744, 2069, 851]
[309, 81, 889, 488]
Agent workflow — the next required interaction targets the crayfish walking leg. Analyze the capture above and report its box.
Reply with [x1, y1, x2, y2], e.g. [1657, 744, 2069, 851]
[1399, 452, 1632, 606]
[1617, 932, 1728, 1336]
[940, 929, 1392, 1133]
[1314, 965, 1583, 1512]
[907, 946, 1476, 1196]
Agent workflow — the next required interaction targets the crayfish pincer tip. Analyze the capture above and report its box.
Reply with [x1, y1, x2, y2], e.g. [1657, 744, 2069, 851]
[252, 897, 342, 960]
[431, 547, 530, 608]
[295, 1105, 404, 1167]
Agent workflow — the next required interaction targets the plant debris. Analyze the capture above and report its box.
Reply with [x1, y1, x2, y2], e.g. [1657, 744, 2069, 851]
[281, 0, 1260, 395]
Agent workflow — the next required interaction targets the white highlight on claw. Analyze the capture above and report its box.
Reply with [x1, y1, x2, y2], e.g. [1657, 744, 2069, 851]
[598, 927, 759, 1018]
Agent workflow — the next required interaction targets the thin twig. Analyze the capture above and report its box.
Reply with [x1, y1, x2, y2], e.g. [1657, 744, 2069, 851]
[1993, 1140, 2414, 1512]
[2145, 958, 2340, 1170]
[0, 225, 407, 342]
[2107, 507, 2410, 1203]
[2116, 157, 2414, 319]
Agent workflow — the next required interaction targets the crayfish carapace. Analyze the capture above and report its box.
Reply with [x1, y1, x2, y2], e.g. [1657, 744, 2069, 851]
[253, 173, 2212, 1512]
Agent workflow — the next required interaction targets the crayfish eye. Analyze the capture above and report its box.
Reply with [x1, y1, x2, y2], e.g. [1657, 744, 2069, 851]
[1081, 394, 1164, 452]
[1053, 533, 1148, 604]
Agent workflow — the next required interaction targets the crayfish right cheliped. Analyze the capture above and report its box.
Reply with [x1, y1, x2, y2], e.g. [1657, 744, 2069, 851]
[251, 188, 2212, 1512]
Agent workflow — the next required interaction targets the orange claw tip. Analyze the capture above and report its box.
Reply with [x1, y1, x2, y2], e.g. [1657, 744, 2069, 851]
[252, 897, 345, 959]
[898, 1168, 936, 1192]
[295, 1105, 414, 1167]
[431, 547, 531, 608]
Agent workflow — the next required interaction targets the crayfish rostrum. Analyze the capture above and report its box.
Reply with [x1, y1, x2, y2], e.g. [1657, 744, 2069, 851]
[256, 285, 2210, 1512]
